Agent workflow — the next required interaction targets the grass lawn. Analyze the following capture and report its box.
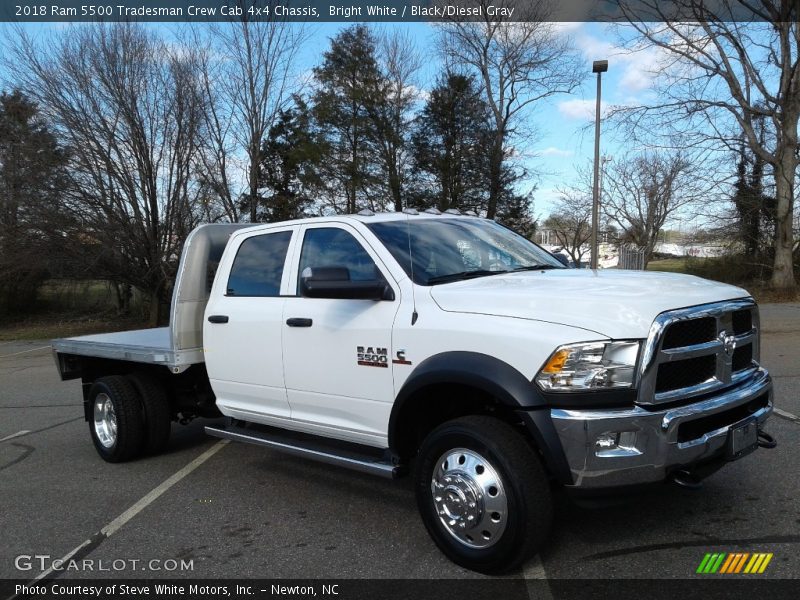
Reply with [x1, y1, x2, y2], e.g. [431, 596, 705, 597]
[1, 279, 150, 341]
[646, 257, 798, 303]
[647, 258, 689, 273]
[0, 314, 150, 341]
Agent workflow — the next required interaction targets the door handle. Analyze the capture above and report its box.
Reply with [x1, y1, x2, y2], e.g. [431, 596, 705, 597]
[286, 318, 313, 327]
[207, 315, 229, 324]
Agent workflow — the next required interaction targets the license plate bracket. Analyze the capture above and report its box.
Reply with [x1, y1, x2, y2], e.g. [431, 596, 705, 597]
[726, 417, 758, 461]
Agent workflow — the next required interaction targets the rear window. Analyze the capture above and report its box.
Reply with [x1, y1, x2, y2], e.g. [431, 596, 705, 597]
[226, 231, 292, 296]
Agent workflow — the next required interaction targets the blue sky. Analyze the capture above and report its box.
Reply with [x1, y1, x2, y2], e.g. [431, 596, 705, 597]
[2, 20, 661, 220]
[295, 21, 660, 219]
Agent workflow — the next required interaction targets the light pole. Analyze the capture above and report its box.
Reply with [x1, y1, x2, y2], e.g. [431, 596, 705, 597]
[590, 59, 608, 270]
[598, 155, 612, 244]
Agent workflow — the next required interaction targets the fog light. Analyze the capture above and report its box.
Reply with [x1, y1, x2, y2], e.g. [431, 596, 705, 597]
[595, 433, 619, 449]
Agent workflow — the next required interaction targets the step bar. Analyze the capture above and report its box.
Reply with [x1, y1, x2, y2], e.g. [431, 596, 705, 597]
[205, 424, 399, 479]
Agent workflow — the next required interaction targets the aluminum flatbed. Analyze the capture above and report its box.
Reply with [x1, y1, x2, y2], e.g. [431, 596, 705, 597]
[52, 327, 203, 370]
[52, 224, 251, 379]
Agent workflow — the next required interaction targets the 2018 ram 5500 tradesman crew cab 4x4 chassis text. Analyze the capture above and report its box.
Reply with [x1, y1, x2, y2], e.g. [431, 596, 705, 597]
[52, 212, 775, 573]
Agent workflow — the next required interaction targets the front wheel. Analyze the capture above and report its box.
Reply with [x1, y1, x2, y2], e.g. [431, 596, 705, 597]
[415, 415, 553, 574]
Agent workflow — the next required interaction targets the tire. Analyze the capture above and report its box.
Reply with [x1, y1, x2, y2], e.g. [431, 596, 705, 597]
[88, 375, 146, 463]
[127, 372, 172, 455]
[415, 415, 553, 574]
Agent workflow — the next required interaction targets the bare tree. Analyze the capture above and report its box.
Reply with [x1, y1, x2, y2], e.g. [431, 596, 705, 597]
[197, 7, 308, 222]
[603, 152, 700, 266]
[439, 0, 582, 218]
[5, 23, 205, 324]
[614, 3, 800, 289]
[544, 189, 593, 267]
[369, 29, 423, 212]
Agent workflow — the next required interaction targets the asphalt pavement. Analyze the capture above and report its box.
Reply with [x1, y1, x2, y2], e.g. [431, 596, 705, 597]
[1, 304, 798, 584]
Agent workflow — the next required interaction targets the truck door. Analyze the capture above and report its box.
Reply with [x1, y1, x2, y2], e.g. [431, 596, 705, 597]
[282, 224, 400, 446]
[204, 226, 297, 421]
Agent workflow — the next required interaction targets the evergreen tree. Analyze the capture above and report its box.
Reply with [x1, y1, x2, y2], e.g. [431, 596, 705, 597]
[410, 72, 492, 213]
[312, 25, 384, 214]
[257, 96, 323, 222]
[0, 90, 68, 311]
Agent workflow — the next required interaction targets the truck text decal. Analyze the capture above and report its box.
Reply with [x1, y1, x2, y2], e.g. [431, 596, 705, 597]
[357, 346, 388, 368]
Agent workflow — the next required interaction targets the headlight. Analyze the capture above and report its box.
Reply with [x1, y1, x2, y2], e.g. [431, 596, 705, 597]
[535, 341, 641, 392]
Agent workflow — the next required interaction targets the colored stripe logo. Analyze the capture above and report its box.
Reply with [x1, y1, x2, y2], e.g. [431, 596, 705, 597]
[696, 552, 773, 574]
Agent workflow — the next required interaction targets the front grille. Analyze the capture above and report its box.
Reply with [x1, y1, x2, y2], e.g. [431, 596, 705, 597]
[639, 300, 760, 406]
[732, 309, 752, 335]
[677, 392, 768, 443]
[661, 317, 716, 349]
[655, 355, 716, 393]
[732, 344, 753, 372]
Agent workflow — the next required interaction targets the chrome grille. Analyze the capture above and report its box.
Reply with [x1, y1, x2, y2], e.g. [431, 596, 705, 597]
[638, 299, 760, 406]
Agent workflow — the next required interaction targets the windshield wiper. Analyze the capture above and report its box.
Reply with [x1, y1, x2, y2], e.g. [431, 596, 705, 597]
[426, 270, 508, 285]
[510, 265, 561, 272]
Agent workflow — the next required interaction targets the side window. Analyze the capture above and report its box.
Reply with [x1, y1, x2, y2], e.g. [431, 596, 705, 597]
[226, 231, 292, 297]
[298, 228, 382, 292]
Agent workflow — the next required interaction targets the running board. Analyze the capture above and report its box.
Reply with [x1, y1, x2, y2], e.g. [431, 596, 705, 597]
[205, 423, 399, 479]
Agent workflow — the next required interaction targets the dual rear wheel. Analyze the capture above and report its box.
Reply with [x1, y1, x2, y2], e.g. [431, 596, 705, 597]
[88, 373, 172, 463]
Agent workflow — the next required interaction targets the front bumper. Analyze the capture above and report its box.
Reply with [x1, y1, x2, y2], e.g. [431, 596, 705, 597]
[550, 368, 773, 489]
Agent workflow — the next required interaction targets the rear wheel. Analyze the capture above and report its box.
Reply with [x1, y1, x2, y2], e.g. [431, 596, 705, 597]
[89, 376, 145, 462]
[127, 372, 172, 455]
[415, 415, 553, 574]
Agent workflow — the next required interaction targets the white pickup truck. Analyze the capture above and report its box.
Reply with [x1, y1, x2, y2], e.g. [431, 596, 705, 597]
[52, 211, 775, 573]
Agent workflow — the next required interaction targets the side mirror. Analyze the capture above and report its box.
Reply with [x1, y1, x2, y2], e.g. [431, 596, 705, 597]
[300, 266, 394, 301]
[552, 253, 570, 267]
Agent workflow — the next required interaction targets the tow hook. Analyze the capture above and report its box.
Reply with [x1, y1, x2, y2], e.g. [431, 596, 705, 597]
[670, 469, 703, 490]
[757, 429, 777, 449]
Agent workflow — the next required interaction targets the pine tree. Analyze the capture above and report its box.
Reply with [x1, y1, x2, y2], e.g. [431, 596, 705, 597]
[257, 96, 323, 222]
[312, 25, 384, 214]
[410, 72, 492, 213]
[0, 90, 68, 311]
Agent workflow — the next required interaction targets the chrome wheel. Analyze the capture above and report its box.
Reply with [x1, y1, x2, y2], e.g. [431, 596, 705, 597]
[93, 393, 117, 448]
[431, 448, 507, 549]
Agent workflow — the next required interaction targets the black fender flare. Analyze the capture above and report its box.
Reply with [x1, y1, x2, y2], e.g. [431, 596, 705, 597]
[389, 351, 573, 484]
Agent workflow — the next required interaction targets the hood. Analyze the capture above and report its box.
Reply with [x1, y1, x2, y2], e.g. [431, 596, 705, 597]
[429, 269, 750, 339]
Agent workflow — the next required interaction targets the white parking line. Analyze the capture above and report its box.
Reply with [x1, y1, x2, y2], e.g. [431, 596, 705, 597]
[523, 554, 553, 600]
[0, 431, 31, 443]
[0, 346, 50, 359]
[28, 439, 229, 583]
[523, 555, 548, 579]
[773, 407, 800, 423]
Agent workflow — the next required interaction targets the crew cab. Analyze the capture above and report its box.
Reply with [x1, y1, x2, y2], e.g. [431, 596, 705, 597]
[52, 211, 775, 573]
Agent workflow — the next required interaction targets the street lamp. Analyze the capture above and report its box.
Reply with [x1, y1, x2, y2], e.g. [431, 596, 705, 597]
[590, 59, 608, 270]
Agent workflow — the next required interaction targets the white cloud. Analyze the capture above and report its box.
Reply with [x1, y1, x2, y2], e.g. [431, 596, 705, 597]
[551, 22, 585, 36]
[540, 146, 573, 157]
[573, 26, 667, 96]
[558, 98, 610, 121]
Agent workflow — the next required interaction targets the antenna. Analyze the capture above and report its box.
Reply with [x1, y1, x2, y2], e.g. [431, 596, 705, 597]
[405, 212, 419, 326]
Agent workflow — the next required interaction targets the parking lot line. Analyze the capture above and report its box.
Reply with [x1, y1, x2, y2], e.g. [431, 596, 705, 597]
[29, 439, 229, 583]
[523, 555, 548, 579]
[0, 346, 50, 359]
[0, 431, 30, 443]
[773, 407, 800, 423]
[523, 555, 553, 600]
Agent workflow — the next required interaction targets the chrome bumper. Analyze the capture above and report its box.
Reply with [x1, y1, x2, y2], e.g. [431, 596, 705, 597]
[550, 368, 773, 489]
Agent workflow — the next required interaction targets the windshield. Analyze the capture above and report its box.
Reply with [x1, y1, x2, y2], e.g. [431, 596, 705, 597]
[367, 218, 564, 285]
